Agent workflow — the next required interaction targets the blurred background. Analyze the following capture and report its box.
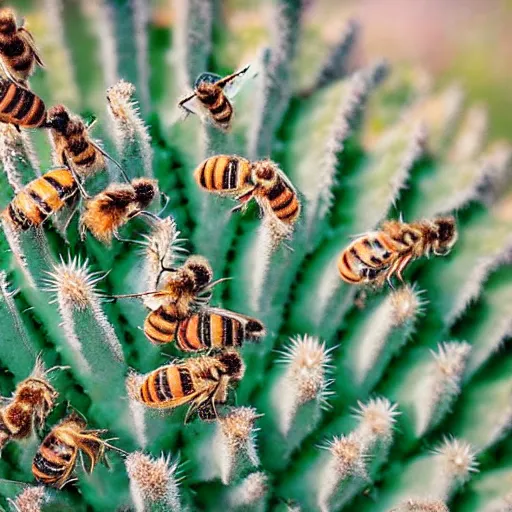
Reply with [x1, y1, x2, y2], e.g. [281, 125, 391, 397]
[155, 0, 512, 139]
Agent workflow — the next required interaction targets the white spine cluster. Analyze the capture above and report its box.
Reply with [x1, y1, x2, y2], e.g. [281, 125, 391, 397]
[415, 342, 471, 436]
[214, 407, 262, 485]
[390, 499, 450, 512]
[430, 437, 479, 501]
[9, 486, 47, 512]
[273, 335, 333, 436]
[126, 451, 182, 512]
[225, 471, 269, 511]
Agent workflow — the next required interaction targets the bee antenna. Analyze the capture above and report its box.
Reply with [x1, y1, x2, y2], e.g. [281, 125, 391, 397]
[197, 277, 232, 294]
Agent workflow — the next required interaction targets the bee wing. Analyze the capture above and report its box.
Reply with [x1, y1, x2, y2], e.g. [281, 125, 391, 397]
[18, 27, 45, 67]
[0, 59, 25, 87]
[201, 306, 265, 334]
[178, 92, 210, 121]
[219, 64, 257, 100]
[184, 388, 218, 424]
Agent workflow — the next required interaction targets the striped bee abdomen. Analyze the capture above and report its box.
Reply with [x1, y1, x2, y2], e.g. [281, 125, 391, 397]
[32, 434, 74, 485]
[196, 84, 233, 127]
[143, 306, 180, 345]
[0, 79, 46, 128]
[266, 177, 300, 224]
[195, 155, 252, 192]
[139, 365, 195, 407]
[177, 312, 243, 351]
[4, 169, 77, 230]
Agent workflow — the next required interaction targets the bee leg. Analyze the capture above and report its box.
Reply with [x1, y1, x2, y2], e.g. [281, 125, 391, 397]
[113, 233, 147, 247]
[13, 124, 21, 133]
[396, 254, 412, 284]
[158, 192, 170, 216]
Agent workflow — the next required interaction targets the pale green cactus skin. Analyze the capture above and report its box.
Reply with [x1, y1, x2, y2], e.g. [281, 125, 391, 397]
[0, 1, 511, 512]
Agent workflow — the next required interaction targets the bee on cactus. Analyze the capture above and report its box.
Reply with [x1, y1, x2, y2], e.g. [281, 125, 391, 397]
[178, 65, 252, 131]
[0, 7, 44, 87]
[195, 155, 301, 227]
[0, 356, 58, 450]
[111, 255, 265, 349]
[0, 78, 47, 129]
[127, 349, 245, 422]
[338, 216, 458, 287]
[46, 104, 128, 183]
[79, 177, 159, 244]
[1, 167, 78, 231]
[32, 411, 127, 489]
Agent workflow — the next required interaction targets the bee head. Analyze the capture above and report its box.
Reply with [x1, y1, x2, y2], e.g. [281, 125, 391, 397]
[433, 216, 457, 255]
[246, 319, 266, 339]
[184, 255, 213, 292]
[217, 350, 245, 380]
[46, 105, 71, 133]
[61, 410, 88, 431]
[251, 160, 278, 189]
[0, 9, 17, 34]
[132, 178, 158, 209]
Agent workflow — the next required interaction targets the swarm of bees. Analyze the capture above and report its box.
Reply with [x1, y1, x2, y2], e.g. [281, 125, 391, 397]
[0, 4, 461, 494]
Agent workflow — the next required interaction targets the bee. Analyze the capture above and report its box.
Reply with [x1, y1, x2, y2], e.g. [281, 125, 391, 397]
[338, 216, 458, 287]
[46, 104, 126, 181]
[79, 178, 158, 244]
[0, 8, 44, 87]
[178, 65, 251, 131]
[0, 357, 58, 450]
[32, 412, 126, 489]
[128, 349, 245, 422]
[194, 155, 301, 227]
[0, 78, 47, 129]
[1, 167, 78, 231]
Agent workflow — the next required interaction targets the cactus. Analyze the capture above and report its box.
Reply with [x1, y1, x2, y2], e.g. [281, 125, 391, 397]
[0, 2, 511, 511]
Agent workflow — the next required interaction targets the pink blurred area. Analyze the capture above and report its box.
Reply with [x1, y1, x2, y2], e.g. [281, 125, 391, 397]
[311, 0, 512, 137]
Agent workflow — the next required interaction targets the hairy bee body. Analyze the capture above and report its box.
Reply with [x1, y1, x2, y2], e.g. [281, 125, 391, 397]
[195, 155, 252, 194]
[195, 82, 233, 130]
[144, 304, 181, 345]
[0, 8, 44, 86]
[47, 105, 105, 179]
[0, 358, 58, 450]
[131, 350, 244, 421]
[195, 156, 300, 227]
[0, 79, 46, 128]
[2, 168, 77, 230]
[32, 413, 112, 488]
[338, 217, 458, 286]
[80, 178, 157, 243]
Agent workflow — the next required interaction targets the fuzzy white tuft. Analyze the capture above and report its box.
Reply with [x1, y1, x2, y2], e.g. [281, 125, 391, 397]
[274, 335, 334, 435]
[317, 434, 367, 512]
[430, 437, 479, 500]
[415, 342, 471, 436]
[391, 498, 450, 512]
[131, 0, 150, 112]
[482, 494, 512, 512]
[107, 79, 153, 177]
[215, 407, 262, 485]
[126, 451, 182, 512]
[9, 486, 47, 512]
[43, 254, 124, 365]
[449, 105, 488, 163]
[226, 471, 269, 509]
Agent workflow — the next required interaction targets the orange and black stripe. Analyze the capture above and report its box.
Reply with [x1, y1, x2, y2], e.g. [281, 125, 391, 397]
[143, 305, 180, 345]
[265, 177, 300, 224]
[139, 365, 195, 407]
[5, 168, 77, 230]
[196, 87, 233, 127]
[32, 432, 75, 486]
[0, 79, 46, 128]
[195, 155, 252, 192]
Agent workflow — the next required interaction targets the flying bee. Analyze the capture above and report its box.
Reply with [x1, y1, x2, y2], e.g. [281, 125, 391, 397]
[127, 349, 245, 422]
[1, 167, 78, 231]
[0, 356, 58, 450]
[195, 155, 301, 227]
[79, 178, 158, 244]
[46, 104, 127, 182]
[0, 78, 47, 129]
[32, 412, 127, 489]
[338, 216, 458, 287]
[0, 8, 44, 87]
[178, 65, 252, 131]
